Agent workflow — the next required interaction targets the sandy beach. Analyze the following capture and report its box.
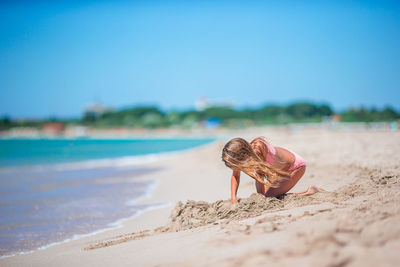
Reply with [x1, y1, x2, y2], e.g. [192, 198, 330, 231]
[1, 128, 400, 267]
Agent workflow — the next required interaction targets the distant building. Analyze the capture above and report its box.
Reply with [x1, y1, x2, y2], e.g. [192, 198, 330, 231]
[195, 96, 210, 111]
[65, 126, 88, 138]
[195, 96, 234, 111]
[43, 122, 65, 135]
[84, 103, 112, 118]
[323, 114, 342, 123]
[331, 114, 342, 122]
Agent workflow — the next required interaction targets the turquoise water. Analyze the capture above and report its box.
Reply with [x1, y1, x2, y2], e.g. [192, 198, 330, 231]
[0, 138, 215, 257]
[0, 138, 215, 167]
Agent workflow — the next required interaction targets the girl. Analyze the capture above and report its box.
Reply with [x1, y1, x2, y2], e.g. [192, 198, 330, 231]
[221, 137, 323, 203]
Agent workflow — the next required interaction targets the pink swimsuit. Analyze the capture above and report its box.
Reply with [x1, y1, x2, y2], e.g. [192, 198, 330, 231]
[261, 139, 306, 172]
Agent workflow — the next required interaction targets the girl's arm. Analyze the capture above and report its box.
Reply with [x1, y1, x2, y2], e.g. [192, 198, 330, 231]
[230, 170, 240, 204]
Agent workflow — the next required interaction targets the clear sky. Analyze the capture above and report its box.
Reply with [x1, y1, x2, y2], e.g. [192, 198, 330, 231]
[0, 0, 399, 119]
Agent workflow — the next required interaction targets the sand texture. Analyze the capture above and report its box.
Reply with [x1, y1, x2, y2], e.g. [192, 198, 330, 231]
[1, 129, 400, 266]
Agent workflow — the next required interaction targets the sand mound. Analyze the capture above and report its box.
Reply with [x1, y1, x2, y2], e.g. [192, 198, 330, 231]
[157, 192, 335, 233]
[158, 194, 282, 232]
[157, 165, 398, 233]
[85, 165, 399, 250]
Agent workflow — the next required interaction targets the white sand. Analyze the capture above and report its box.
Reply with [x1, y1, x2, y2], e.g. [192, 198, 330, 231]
[1, 128, 400, 266]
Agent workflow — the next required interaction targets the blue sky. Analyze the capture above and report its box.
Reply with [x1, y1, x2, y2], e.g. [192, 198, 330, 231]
[0, 0, 399, 119]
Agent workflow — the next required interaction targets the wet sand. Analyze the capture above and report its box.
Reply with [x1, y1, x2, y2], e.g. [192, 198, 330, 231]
[1, 128, 399, 266]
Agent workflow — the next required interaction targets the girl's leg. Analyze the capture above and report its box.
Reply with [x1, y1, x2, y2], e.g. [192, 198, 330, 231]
[265, 166, 306, 197]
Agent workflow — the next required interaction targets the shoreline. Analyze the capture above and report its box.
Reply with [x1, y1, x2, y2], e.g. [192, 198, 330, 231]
[1, 129, 399, 266]
[0, 139, 217, 258]
[0, 178, 171, 260]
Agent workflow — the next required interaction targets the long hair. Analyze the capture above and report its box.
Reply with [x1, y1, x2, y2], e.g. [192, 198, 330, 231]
[221, 137, 289, 188]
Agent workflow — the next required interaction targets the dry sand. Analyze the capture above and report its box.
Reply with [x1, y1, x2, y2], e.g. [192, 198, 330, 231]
[1, 128, 400, 266]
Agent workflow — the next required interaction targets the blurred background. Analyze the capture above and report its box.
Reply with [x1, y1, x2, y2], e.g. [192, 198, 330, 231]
[1, 0, 400, 257]
[0, 0, 399, 134]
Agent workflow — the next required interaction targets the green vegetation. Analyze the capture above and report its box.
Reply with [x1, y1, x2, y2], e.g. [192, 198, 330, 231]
[0, 116, 45, 131]
[1, 103, 399, 130]
[340, 107, 399, 122]
[80, 103, 336, 128]
[0, 116, 78, 131]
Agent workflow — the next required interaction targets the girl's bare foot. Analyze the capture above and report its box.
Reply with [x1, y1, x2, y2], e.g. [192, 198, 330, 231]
[293, 185, 325, 196]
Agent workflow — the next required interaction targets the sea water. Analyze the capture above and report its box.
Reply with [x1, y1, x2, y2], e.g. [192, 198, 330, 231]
[0, 138, 214, 257]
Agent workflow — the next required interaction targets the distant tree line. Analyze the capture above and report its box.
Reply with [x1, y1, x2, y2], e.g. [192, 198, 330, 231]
[0, 117, 76, 131]
[1, 103, 399, 130]
[340, 107, 399, 122]
[78, 103, 400, 128]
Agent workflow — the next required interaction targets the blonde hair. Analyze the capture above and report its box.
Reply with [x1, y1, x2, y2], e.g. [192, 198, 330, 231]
[221, 137, 289, 188]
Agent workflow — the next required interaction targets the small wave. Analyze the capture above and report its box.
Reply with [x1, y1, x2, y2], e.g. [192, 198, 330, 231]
[0, 180, 172, 259]
[125, 180, 160, 206]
